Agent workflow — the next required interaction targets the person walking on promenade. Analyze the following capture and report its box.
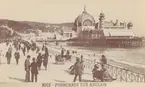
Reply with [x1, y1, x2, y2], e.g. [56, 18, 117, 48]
[30, 58, 39, 82]
[18, 43, 21, 51]
[92, 64, 104, 82]
[27, 45, 31, 53]
[6, 50, 12, 64]
[0, 50, 2, 65]
[73, 57, 84, 82]
[100, 55, 107, 67]
[36, 53, 43, 70]
[61, 48, 64, 59]
[24, 55, 31, 82]
[43, 47, 49, 70]
[36, 47, 40, 53]
[80, 55, 83, 62]
[14, 50, 20, 65]
[23, 46, 26, 56]
[42, 44, 45, 51]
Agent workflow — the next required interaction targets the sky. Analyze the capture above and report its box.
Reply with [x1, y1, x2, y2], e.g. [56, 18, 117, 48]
[0, 0, 145, 36]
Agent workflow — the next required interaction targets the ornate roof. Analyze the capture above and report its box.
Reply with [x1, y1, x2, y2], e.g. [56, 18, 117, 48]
[74, 6, 95, 26]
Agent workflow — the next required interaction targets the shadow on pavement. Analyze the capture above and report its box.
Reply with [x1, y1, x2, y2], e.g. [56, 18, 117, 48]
[63, 69, 73, 75]
[52, 62, 65, 65]
[81, 79, 93, 82]
[53, 79, 65, 82]
[9, 77, 25, 82]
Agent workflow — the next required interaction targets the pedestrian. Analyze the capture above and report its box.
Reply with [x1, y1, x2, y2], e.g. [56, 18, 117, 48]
[0, 50, 2, 65]
[27, 45, 31, 53]
[80, 55, 83, 62]
[73, 57, 84, 82]
[36, 47, 40, 53]
[100, 55, 107, 67]
[6, 51, 12, 64]
[43, 47, 49, 70]
[14, 50, 20, 65]
[30, 58, 39, 82]
[24, 55, 31, 82]
[36, 53, 43, 70]
[92, 64, 104, 81]
[18, 43, 21, 50]
[61, 48, 64, 58]
[66, 50, 70, 55]
[23, 46, 26, 56]
[42, 44, 45, 51]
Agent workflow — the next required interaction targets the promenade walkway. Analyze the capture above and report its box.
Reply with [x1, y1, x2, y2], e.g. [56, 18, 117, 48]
[0, 43, 93, 83]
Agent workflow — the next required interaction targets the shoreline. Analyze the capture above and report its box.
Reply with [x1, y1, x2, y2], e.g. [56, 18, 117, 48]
[47, 43, 145, 75]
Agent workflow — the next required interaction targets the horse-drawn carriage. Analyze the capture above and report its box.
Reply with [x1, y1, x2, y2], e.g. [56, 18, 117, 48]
[55, 54, 72, 64]
[55, 54, 65, 64]
[63, 54, 71, 62]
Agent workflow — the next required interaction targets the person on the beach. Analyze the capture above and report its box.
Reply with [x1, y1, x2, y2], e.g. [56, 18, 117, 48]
[73, 57, 84, 82]
[24, 55, 31, 82]
[30, 58, 39, 82]
[14, 50, 20, 65]
[36, 53, 43, 70]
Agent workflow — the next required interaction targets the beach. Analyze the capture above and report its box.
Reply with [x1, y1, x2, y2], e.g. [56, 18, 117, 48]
[47, 42, 145, 75]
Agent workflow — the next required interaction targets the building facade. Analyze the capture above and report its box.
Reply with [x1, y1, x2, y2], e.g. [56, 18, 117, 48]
[71, 6, 142, 47]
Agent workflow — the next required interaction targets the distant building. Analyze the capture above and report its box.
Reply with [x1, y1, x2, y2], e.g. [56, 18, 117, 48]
[61, 26, 77, 39]
[71, 6, 142, 47]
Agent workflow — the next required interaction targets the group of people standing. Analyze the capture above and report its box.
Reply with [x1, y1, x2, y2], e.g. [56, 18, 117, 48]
[2, 40, 49, 82]
[69, 54, 116, 82]
[24, 44, 49, 82]
[92, 55, 116, 82]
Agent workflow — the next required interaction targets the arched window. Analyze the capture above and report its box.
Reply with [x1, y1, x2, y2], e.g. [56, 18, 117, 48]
[83, 19, 92, 26]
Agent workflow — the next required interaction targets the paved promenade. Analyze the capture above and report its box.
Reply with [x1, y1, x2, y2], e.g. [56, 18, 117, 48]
[0, 43, 93, 83]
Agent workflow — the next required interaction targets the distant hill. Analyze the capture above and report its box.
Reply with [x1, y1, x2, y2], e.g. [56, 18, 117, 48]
[0, 19, 74, 38]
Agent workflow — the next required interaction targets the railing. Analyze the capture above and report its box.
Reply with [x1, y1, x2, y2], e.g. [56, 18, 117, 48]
[40, 42, 145, 82]
[78, 57, 145, 82]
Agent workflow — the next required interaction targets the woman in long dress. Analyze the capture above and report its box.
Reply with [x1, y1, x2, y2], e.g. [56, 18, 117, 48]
[43, 47, 49, 70]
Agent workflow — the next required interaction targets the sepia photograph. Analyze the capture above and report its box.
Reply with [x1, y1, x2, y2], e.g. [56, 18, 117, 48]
[0, 0, 145, 87]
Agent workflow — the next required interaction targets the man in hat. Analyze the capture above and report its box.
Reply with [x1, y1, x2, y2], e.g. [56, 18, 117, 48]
[30, 58, 39, 82]
[100, 55, 107, 68]
[73, 57, 84, 82]
[6, 50, 12, 64]
[36, 53, 43, 70]
[24, 55, 31, 82]
[14, 50, 20, 65]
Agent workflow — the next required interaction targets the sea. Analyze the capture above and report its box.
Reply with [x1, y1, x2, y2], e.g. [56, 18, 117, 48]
[50, 41, 145, 73]
[69, 46, 145, 66]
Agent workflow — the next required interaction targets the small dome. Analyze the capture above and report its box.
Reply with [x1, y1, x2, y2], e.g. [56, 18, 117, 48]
[128, 22, 133, 26]
[99, 12, 105, 17]
[74, 8, 95, 27]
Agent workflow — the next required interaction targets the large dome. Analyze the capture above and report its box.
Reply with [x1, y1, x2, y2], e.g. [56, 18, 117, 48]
[74, 9, 95, 27]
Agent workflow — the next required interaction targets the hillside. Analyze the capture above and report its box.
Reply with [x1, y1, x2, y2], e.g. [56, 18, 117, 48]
[0, 19, 74, 38]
